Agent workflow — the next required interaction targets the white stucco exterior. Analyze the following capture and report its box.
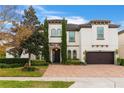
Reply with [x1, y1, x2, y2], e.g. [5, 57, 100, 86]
[49, 24, 62, 43]
[80, 25, 118, 63]
[5, 19, 119, 64]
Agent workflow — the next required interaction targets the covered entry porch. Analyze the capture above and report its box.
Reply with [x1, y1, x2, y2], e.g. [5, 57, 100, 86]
[50, 43, 61, 63]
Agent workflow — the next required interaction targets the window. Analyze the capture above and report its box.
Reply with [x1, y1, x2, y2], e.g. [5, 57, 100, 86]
[51, 29, 56, 36]
[57, 29, 61, 36]
[68, 50, 71, 59]
[97, 27, 104, 40]
[73, 50, 77, 59]
[69, 32, 75, 42]
[51, 28, 61, 37]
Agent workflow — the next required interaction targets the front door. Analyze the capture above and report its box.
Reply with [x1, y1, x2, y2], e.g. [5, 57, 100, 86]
[53, 48, 60, 63]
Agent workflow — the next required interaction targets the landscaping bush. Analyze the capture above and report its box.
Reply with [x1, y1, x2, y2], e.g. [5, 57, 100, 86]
[31, 60, 48, 66]
[0, 63, 10, 68]
[0, 58, 29, 65]
[0, 58, 29, 68]
[117, 58, 121, 65]
[0, 63, 24, 68]
[65, 59, 82, 65]
[117, 58, 124, 66]
[22, 66, 38, 72]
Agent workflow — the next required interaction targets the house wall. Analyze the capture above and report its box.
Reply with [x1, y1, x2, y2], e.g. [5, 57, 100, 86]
[118, 33, 124, 58]
[49, 24, 62, 43]
[67, 31, 80, 59]
[48, 23, 80, 61]
[80, 24, 118, 63]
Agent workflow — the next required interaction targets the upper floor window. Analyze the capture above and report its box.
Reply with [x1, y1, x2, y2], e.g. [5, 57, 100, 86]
[97, 27, 104, 40]
[57, 29, 61, 36]
[69, 32, 75, 42]
[51, 28, 61, 37]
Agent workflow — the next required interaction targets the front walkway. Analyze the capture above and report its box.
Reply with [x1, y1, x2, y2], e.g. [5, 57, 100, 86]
[43, 64, 124, 77]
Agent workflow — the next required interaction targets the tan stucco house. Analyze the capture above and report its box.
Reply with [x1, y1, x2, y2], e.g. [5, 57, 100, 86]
[118, 30, 124, 59]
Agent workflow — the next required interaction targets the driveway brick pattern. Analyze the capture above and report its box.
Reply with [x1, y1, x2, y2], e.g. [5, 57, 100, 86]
[43, 65, 124, 77]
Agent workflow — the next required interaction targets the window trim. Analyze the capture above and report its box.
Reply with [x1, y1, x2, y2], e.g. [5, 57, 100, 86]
[51, 28, 62, 37]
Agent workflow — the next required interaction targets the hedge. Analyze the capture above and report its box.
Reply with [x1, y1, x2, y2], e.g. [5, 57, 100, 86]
[31, 60, 48, 66]
[0, 58, 29, 67]
[117, 58, 124, 66]
[64, 59, 83, 65]
[0, 63, 22, 68]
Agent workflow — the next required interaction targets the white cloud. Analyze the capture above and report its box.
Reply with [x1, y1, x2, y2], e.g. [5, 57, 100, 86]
[116, 21, 124, 31]
[33, 5, 64, 15]
[15, 10, 24, 15]
[47, 15, 88, 24]
[66, 16, 88, 24]
[47, 15, 62, 19]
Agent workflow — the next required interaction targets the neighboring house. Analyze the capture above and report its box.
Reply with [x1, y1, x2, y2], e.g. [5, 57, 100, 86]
[118, 30, 124, 59]
[48, 19, 119, 64]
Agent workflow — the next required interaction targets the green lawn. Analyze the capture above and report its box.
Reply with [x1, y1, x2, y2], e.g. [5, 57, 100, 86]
[0, 66, 48, 77]
[0, 80, 74, 88]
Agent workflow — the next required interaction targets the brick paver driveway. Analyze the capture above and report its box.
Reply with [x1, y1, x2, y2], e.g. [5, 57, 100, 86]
[43, 64, 124, 77]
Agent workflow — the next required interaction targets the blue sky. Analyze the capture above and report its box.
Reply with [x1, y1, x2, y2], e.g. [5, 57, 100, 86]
[16, 5, 124, 29]
[3, 5, 124, 30]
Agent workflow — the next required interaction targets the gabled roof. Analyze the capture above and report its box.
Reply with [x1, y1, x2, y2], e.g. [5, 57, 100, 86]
[118, 30, 124, 35]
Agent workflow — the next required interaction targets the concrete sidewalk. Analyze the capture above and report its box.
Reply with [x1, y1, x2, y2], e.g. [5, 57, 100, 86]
[0, 77, 124, 88]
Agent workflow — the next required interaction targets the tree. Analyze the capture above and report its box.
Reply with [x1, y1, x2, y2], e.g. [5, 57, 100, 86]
[0, 45, 6, 58]
[22, 6, 40, 31]
[21, 31, 46, 66]
[61, 18, 67, 64]
[43, 18, 50, 62]
[8, 6, 41, 58]
[8, 23, 32, 57]
[0, 6, 20, 51]
[0, 5, 20, 31]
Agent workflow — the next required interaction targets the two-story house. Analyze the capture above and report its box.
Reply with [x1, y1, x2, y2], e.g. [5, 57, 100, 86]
[48, 19, 119, 64]
[6, 19, 119, 64]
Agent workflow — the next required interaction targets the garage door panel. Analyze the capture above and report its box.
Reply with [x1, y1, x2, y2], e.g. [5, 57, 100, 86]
[86, 52, 114, 64]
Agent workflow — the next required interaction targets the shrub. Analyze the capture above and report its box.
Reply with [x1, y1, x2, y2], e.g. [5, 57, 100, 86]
[117, 58, 121, 65]
[0, 63, 10, 68]
[31, 60, 48, 66]
[0, 58, 29, 68]
[0, 63, 23, 68]
[65, 59, 82, 65]
[0, 58, 29, 65]
[117, 58, 124, 66]
[120, 59, 124, 66]
[22, 66, 38, 72]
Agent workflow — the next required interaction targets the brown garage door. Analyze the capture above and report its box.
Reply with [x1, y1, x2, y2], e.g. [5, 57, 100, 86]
[86, 52, 114, 64]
